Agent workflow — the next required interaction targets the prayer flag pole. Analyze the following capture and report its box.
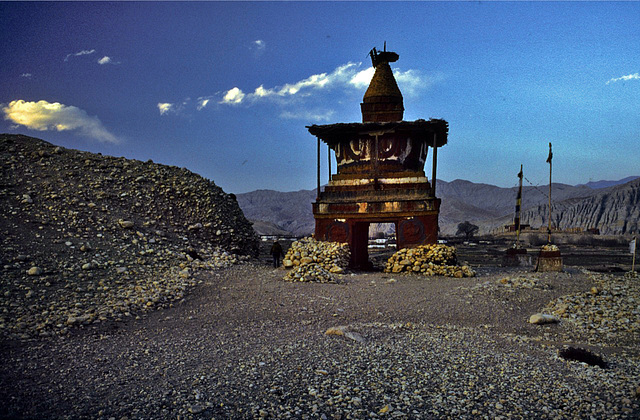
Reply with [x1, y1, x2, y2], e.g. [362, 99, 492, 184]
[546, 142, 553, 243]
[316, 136, 321, 199]
[515, 165, 523, 246]
[631, 236, 637, 273]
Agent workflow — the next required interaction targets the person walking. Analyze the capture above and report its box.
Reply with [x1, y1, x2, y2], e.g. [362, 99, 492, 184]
[270, 241, 284, 268]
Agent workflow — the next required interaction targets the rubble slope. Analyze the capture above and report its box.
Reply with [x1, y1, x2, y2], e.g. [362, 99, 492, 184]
[0, 134, 259, 338]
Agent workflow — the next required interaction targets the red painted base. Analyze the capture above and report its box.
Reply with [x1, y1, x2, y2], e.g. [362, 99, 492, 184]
[314, 214, 438, 269]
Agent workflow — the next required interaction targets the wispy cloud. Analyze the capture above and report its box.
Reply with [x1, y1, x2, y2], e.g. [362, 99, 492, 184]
[157, 103, 174, 115]
[280, 109, 335, 122]
[218, 62, 438, 107]
[401, 69, 446, 95]
[64, 49, 96, 62]
[20, 73, 32, 78]
[218, 63, 359, 106]
[250, 39, 266, 58]
[162, 62, 442, 119]
[606, 73, 640, 85]
[2, 99, 120, 143]
[196, 98, 211, 110]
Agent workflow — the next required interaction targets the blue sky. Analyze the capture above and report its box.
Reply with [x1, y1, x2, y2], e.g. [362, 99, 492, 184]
[1, 1, 639, 193]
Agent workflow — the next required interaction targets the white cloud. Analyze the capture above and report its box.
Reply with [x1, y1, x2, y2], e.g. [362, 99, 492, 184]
[3, 99, 120, 143]
[20, 73, 33, 78]
[254, 40, 266, 50]
[64, 49, 96, 62]
[98, 56, 120, 65]
[157, 103, 174, 115]
[220, 87, 246, 105]
[606, 73, 640, 85]
[349, 67, 375, 89]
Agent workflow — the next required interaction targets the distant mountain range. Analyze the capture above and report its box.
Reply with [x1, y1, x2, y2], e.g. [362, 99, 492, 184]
[578, 176, 639, 189]
[237, 177, 640, 237]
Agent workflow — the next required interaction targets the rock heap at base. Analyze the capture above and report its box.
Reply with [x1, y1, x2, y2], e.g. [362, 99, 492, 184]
[384, 244, 476, 277]
[282, 237, 350, 283]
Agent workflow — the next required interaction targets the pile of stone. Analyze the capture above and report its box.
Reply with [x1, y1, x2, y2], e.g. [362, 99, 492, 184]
[283, 263, 339, 284]
[499, 276, 551, 290]
[543, 272, 640, 342]
[384, 244, 476, 277]
[541, 244, 560, 252]
[282, 237, 350, 283]
[0, 134, 259, 338]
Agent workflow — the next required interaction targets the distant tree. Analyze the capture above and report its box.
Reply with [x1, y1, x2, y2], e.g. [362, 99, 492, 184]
[456, 221, 479, 240]
[374, 231, 386, 240]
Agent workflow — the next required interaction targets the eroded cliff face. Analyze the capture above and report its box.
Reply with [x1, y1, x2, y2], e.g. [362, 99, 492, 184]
[520, 179, 640, 235]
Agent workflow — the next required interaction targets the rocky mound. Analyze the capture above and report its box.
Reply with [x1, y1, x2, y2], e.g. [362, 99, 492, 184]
[543, 271, 640, 343]
[0, 134, 259, 338]
[384, 244, 476, 277]
[282, 237, 350, 283]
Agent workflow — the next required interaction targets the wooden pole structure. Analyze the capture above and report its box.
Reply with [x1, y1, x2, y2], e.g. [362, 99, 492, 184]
[547, 142, 553, 243]
[516, 164, 523, 246]
[328, 145, 332, 183]
[632, 236, 637, 273]
[316, 136, 321, 199]
[431, 133, 438, 196]
[373, 134, 379, 189]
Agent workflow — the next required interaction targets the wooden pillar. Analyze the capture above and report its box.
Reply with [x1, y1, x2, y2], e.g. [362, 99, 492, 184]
[373, 134, 379, 189]
[316, 136, 321, 198]
[328, 145, 332, 183]
[431, 133, 438, 196]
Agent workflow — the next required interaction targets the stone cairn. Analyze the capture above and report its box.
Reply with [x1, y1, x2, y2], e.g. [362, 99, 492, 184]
[384, 244, 476, 278]
[282, 237, 350, 283]
[541, 244, 560, 252]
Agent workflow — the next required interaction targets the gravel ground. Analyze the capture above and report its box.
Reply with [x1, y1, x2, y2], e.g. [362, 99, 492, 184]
[1, 263, 639, 419]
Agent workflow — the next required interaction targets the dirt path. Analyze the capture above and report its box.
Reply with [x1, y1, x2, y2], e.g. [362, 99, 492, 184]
[1, 264, 639, 419]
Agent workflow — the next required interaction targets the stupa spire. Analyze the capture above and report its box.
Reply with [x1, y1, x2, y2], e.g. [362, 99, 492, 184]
[361, 44, 404, 122]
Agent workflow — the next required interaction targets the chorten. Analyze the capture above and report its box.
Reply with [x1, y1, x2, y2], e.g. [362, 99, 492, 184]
[307, 46, 448, 269]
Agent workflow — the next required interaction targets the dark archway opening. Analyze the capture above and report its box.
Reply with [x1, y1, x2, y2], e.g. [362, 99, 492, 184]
[350, 222, 398, 271]
[368, 222, 397, 271]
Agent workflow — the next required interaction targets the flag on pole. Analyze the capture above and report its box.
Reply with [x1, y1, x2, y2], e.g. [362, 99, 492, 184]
[546, 142, 553, 163]
[515, 165, 523, 233]
[631, 237, 637, 255]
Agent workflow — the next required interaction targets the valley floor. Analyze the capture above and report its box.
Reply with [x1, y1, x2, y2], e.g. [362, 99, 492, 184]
[1, 263, 639, 419]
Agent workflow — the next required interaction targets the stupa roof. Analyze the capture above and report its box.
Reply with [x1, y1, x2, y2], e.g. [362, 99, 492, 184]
[307, 119, 448, 147]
